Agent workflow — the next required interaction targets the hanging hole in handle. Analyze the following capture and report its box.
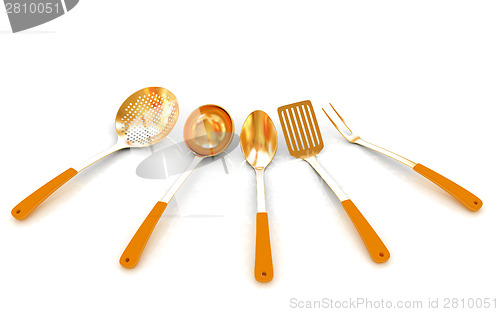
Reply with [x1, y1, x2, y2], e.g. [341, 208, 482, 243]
[379, 252, 385, 258]
[261, 272, 266, 277]
[125, 258, 130, 263]
[474, 201, 478, 206]
[16, 210, 21, 214]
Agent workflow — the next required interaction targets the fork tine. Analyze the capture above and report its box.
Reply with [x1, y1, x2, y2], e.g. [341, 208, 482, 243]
[322, 107, 346, 139]
[322, 104, 352, 141]
[329, 103, 352, 133]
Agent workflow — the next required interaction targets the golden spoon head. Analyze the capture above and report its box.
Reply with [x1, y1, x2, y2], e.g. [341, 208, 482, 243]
[115, 87, 179, 147]
[240, 110, 278, 169]
[183, 105, 234, 157]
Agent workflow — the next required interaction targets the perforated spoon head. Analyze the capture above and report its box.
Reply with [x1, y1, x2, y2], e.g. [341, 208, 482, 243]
[183, 105, 234, 157]
[277, 100, 323, 159]
[115, 87, 179, 147]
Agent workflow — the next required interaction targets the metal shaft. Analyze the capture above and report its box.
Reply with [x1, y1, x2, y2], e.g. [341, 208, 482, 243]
[255, 168, 267, 213]
[356, 139, 417, 168]
[304, 155, 348, 202]
[73, 140, 129, 172]
[161, 155, 204, 203]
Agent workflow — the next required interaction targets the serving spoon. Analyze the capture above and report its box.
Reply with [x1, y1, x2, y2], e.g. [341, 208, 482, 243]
[240, 110, 278, 282]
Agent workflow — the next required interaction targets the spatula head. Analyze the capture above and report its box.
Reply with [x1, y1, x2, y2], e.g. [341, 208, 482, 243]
[277, 100, 324, 159]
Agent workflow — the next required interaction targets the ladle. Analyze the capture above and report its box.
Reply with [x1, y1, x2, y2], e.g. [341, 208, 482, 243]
[120, 105, 234, 268]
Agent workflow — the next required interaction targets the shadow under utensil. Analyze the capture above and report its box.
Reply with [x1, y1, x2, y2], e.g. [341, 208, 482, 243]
[136, 139, 185, 179]
[135, 134, 240, 179]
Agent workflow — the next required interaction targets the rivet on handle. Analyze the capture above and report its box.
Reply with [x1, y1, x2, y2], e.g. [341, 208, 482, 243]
[341, 199, 390, 263]
[120, 201, 168, 269]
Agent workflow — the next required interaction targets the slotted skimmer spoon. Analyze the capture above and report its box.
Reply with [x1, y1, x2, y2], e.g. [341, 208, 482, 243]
[278, 100, 389, 263]
[11, 87, 179, 220]
[323, 103, 482, 212]
[120, 105, 234, 269]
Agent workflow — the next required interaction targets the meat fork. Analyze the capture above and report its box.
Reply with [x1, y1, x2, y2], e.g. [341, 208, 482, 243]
[323, 104, 482, 212]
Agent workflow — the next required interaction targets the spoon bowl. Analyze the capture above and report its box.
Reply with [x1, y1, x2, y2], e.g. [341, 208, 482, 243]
[240, 110, 278, 169]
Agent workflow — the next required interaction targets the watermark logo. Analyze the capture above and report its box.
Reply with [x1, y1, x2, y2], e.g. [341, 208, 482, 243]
[4, 0, 78, 33]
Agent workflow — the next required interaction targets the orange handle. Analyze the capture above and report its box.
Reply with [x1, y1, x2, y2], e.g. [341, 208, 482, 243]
[341, 199, 390, 263]
[413, 163, 482, 211]
[255, 212, 273, 282]
[11, 168, 78, 220]
[120, 201, 168, 269]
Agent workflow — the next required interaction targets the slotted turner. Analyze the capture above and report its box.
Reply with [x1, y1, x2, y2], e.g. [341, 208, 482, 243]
[278, 100, 389, 263]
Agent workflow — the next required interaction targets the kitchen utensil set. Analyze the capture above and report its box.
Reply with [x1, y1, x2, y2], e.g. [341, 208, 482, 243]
[10, 88, 482, 283]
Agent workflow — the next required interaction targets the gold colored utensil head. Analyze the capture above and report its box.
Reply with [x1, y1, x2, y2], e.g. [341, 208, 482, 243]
[115, 87, 179, 147]
[277, 100, 323, 158]
[183, 105, 234, 157]
[240, 110, 278, 169]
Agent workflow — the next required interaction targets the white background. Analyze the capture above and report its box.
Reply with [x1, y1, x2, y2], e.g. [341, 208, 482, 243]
[1, 1, 499, 311]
